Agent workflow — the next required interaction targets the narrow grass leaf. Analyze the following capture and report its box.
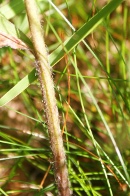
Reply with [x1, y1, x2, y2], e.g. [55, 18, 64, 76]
[49, 0, 123, 66]
[0, 0, 123, 106]
[0, 69, 37, 106]
[0, 188, 8, 196]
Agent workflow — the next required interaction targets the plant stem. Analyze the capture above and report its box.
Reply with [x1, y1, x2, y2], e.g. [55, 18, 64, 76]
[24, 0, 72, 195]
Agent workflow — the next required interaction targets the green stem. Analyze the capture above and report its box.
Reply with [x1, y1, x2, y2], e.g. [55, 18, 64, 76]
[24, 0, 72, 195]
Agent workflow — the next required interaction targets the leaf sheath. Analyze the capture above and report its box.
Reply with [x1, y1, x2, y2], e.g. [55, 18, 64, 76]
[24, 0, 72, 195]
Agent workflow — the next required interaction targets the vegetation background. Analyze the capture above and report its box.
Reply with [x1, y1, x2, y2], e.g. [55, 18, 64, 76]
[0, 0, 130, 195]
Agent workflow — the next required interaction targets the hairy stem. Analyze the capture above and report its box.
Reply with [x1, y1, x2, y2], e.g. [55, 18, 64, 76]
[24, 0, 72, 195]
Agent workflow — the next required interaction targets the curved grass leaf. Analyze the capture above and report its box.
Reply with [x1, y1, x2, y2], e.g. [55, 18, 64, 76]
[0, 0, 123, 106]
[0, 31, 29, 49]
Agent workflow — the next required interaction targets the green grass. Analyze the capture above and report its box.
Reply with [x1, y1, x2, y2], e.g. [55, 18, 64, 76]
[0, 0, 130, 195]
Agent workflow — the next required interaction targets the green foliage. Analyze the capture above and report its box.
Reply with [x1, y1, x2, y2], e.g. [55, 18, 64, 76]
[0, 0, 129, 195]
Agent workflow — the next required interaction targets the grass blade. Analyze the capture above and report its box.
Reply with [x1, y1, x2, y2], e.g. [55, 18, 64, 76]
[0, 0, 123, 106]
[0, 69, 36, 106]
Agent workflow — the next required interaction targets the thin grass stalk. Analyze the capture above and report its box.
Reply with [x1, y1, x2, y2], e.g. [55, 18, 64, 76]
[24, 0, 72, 195]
